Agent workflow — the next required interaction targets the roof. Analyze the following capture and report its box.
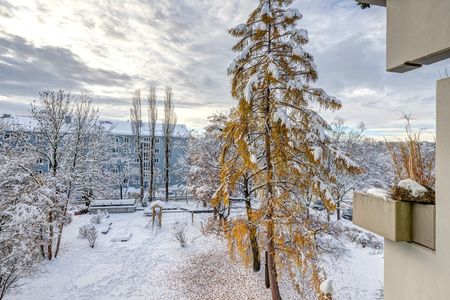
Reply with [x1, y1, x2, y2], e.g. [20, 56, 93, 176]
[149, 200, 166, 209]
[102, 119, 189, 138]
[1, 115, 189, 138]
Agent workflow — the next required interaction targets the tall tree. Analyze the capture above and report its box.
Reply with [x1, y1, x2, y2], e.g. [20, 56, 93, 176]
[218, 1, 359, 298]
[147, 86, 158, 203]
[31, 90, 73, 260]
[54, 96, 101, 257]
[130, 90, 145, 205]
[162, 87, 177, 202]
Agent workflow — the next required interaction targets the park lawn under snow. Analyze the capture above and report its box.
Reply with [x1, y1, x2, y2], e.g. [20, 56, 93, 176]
[8, 203, 383, 300]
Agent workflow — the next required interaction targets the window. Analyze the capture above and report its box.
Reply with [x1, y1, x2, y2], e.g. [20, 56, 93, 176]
[124, 137, 130, 143]
[115, 137, 120, 143]
[144, 137, 150, 142]
[38, 170, 43, 174]
[154, 148, 160, 154]
[3, 133, 10, 140]
[155, 138, 160, 144]
[135, 158, 140, 163]
[154, 158, 159, 163]
[37, 158, 44, 164]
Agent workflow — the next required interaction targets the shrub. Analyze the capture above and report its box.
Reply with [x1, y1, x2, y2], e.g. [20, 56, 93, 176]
[386, 115, 435, 203]
[86, 226, 98, 248]
[175, 225, 187, 248]
[79, 224, 94, 239]
[90, 213, 102, 225]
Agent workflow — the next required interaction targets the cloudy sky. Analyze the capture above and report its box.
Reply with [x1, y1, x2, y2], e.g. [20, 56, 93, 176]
[0, 0, 447, 138]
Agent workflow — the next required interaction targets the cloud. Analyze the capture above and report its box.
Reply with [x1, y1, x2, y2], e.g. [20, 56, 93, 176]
[0, 1, 14, 18]
[0, 35, 137, 97]
[0, 0, 447, 135]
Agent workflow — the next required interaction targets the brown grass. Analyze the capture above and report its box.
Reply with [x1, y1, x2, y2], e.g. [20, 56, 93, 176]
[386, 116, 435, 203]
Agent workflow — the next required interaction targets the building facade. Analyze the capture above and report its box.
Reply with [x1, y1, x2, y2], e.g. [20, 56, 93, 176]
[104, 119, 188, 191]
[0, 114, 189, 196]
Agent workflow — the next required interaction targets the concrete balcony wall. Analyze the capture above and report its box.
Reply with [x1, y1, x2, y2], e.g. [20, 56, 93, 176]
[387, 0, 450, 72]
[354, 193, 435, 249]
[383, 78, 450, 299]
[353, 192, 412, 241]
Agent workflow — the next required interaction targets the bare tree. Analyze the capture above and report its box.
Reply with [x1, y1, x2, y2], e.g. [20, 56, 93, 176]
[54, 95, 99, 257]
[162, 87, 177, 202]
[130, 90, 145, 205]
[31, 90, 73, 260]
[147, 86, 158, 203]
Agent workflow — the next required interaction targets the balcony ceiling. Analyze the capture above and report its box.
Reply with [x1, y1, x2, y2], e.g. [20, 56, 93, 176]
[357, 0, 387, 6]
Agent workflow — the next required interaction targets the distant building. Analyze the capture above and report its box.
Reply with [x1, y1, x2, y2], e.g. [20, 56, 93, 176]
[101, 119, 188, 190]
[0, 114, 189, 193]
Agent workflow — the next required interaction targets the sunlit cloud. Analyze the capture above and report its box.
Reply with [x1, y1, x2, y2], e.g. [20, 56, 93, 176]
[0, 0, 446, 138]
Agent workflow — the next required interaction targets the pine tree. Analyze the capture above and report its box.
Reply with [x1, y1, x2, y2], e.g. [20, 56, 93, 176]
[217, 1, 360, 298]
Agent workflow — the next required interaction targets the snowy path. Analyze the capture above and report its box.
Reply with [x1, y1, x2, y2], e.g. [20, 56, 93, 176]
[8, 210, 383, 300]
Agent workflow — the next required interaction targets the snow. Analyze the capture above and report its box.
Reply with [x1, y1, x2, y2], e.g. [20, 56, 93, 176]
[292, 45, 304, 57]
[367, 188, 389, 199]
[268, 62, 279, 80]
[149, 200, 165, 209]
[7, 204, 383, 300]
[291, 28, 309, 42]
[320, 279, 333, 295]
[260, 3, 272, 18]
[312, 146, 323, 161]
[245, 73, 259, 102]
[285, 8, 302, 20]
[90, 199, 136, 206]
[3, 115, 190, 138]
[274, 108, 291, 128]
[397, 179, 428, 197]
[110, 232, 132, 242]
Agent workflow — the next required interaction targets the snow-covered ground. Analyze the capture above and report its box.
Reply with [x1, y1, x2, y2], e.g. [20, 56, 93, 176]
[8, 203, 383, 300]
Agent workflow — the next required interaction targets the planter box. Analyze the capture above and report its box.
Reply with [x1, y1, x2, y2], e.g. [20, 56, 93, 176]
[353, 192, 436, 250]
[411, 203, 436, 250]
[353, 192, 412, 241]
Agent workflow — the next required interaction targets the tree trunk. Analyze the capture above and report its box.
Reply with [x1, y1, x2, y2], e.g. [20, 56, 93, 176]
[164, 140, 170, 202]
[120, 184, 123, 199]
[139, 152, 145, 206]
[54, 201, 68, 258]
[264, 12, 281, 295]
[47, 212, 53, 260]
[148, 135, 155, 202]
[40, 228, 45, 258]
[244, 176, 260, 272]
[337, 201, 341, 221]
[267, 217, 281, 300]
[265, 251, 270, 289]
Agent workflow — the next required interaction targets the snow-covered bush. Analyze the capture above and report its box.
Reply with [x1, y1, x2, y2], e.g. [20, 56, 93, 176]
[79, 224, 95, 239]
[90, 214, 103, 225]
[345, 227, 383, 250]
[86, 227, 98, 248]
[79, 224, 97, 248]
[174, 224, 187, 248]
[0, 125, 62, 298]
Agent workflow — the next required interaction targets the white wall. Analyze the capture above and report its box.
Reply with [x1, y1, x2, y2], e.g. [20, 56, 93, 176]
[384, 78, 450, 299]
